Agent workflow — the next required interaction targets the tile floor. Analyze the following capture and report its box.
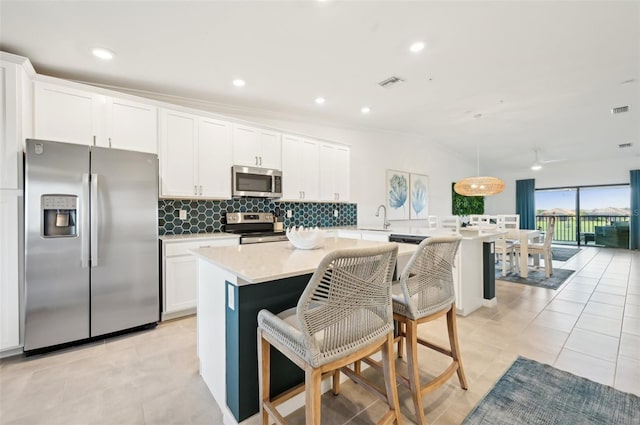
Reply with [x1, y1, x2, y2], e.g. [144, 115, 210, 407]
[1, 246, 638, 425]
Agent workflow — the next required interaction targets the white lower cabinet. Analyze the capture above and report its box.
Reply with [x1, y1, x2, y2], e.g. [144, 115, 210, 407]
[162, 236, 238, 319]
[0, 190, 20, 350]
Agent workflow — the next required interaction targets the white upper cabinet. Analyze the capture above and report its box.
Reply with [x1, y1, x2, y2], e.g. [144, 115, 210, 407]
[1, 58, 31, 190]
[319, 143, 350, 202]
[198, 117, 233, 198]
[106, 97, 157, 153]
[232, 124, 281, 169]
[159, 108, 232, 199]
[160, 109, 197, 197]
[34, 81, 158, 153]
[34, 81, 100, 146]
[281, 134, 319, 201]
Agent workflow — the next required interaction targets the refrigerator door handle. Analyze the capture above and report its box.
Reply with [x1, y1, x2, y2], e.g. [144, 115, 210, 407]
[81, 173, 90, 268]
[91, 173, 99, 267]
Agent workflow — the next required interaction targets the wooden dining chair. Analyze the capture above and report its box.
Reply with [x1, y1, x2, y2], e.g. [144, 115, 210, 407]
[515, 216, 556, 278]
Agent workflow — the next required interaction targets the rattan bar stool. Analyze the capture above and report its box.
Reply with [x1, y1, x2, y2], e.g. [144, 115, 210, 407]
[346, 236, 466, 425]
[257, 244, 402, 425]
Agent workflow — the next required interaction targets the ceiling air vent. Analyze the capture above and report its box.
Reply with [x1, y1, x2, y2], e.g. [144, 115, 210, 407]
[378, 76, 405, 88]
[619, 142, 633, 148]
[611, 105, 630, 114]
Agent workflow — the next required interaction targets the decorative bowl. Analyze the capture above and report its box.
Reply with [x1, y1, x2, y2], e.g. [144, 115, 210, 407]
[286, 226, 325, 250]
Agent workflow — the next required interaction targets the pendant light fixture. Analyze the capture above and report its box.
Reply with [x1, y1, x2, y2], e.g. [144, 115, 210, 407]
[454, 143, 505, 196]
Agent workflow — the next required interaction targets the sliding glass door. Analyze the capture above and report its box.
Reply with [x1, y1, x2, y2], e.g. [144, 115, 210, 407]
[579, 186, 631, 248]
[535, 185, 631, 247]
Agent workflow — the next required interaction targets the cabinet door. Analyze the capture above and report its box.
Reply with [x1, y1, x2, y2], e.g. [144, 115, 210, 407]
[165, 256, 197, 313]
[0, 190, 20, 349]
[319, 144, 338, 201]
[333, 145, 350, 201]
[282, 135, 319, 201]
[232, 124, 260, 167]
[159, 109, 197, 197]
[34, 81, 104, 146]
[0, 61, 19, 189]
[299, 138, 320, 200]
[107, 97, 158, 153]
[257, 129, 281, 169]
[281, 134, 303, 200]
[198, 117, 232, 198]
[319, 143, 350, 202]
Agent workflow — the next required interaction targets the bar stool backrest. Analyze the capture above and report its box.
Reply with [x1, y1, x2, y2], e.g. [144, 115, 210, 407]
[396, 236, 462, 320]
[296, 245, 398, 367]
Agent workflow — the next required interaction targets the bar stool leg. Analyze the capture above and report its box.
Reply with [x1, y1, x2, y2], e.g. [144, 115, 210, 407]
[305, 367, 322, 425]
[332, 370, 341, 395]
[446, 306, 468, 389]
[397, 321, 405, 359]
[405, 319, 427, 425]
[381, 332, 403, 425]
[258, 330, 270, 425]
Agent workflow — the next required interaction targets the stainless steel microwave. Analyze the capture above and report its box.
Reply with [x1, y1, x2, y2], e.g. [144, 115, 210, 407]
[232, 165, 282, 198]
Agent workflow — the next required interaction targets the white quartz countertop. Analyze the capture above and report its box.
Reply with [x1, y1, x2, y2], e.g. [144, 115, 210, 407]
[159, 232, 240, 242]
[191, 237, 418, 285]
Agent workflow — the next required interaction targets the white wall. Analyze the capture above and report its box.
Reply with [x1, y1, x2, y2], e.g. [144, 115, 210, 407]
[485, 156, 639, 214]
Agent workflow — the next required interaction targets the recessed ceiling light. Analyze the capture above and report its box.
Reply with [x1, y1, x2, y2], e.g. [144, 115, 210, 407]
[232, 79, 246, 87]
[361, 106, 371, 114]
[315, 97, 325, 105]
[91, 47, 115, 60]
[409, 41, 425, 53]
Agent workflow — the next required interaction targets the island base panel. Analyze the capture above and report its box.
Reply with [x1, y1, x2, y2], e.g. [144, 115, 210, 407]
[225, 274, 311, 422]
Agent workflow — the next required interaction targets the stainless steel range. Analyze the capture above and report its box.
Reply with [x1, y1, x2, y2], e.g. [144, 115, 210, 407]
[225, 212, 288, 244]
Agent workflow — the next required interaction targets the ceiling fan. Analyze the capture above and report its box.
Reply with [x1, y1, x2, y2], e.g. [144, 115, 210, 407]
[530, 149, 566, 171]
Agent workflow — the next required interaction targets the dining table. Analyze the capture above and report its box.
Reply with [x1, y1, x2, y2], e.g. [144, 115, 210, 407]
[504, 229, 541, 278]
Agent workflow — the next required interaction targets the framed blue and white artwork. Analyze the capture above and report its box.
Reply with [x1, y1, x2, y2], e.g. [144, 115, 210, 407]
[386, 170, 410, 220]
[409, 173, 429, 219]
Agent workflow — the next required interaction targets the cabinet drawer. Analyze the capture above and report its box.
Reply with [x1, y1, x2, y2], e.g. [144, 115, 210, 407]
[164, 237, 238, 256]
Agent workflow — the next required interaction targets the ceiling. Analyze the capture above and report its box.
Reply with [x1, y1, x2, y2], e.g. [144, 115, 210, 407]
[1, 1, 639, 171]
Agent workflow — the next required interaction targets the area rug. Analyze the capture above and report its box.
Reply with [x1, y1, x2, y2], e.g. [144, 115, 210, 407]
[551, 247, 581, 262]
[496, 268, 575, 290]
[462, 357, 640, 425]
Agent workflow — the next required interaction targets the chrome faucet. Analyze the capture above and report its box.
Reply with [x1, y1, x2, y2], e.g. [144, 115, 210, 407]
[375, 204, 390, 230]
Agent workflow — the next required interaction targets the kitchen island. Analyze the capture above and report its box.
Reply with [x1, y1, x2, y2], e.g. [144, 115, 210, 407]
[191, 238, 417, 425]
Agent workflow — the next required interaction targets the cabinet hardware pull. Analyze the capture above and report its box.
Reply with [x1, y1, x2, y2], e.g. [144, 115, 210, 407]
[255, 156, 259, 165]
[108, 137, 112, 148]
[194, 185, 197, 195]
[199, 185, 203, 195]
[302, 191, 305, 199]
[93, 135, 96, 146]
[337, 193, 340, 200]
[259, 156, 262, 166]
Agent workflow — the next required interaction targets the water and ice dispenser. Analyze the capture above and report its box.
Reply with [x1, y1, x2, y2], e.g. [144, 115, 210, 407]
[42, 195, 78, 237]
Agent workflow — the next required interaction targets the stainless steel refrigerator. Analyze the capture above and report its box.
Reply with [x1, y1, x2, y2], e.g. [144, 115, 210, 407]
[24, 139, 159, 352]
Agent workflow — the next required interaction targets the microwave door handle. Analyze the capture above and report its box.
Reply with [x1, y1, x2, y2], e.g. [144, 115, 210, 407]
[91, 173, 99, 267]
